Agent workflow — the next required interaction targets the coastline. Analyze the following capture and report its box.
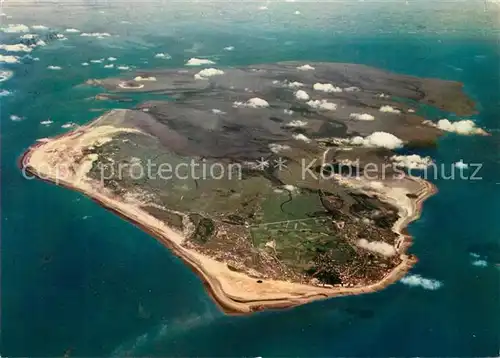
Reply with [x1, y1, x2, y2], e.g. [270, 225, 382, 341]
[3, 12, 498, 355]
[19, 124, 436, 314]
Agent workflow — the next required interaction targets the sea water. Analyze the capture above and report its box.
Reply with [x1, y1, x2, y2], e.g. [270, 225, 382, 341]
[1, 1, 499, 356]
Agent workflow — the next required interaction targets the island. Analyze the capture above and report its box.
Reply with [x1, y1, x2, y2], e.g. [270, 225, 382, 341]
[21, 62, 477, 313]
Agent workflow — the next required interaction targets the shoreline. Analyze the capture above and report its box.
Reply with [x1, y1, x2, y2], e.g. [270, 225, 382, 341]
[19, 125, 436, 314]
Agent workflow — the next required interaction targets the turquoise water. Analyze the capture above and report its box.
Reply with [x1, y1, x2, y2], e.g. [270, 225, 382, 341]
[1, 2, 499, 356]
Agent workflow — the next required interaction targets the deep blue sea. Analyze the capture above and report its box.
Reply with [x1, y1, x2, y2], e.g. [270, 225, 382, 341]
[1, 1, 499, 357]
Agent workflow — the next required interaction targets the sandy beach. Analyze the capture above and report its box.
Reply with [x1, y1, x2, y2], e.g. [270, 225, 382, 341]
[20, 118, 436, 314]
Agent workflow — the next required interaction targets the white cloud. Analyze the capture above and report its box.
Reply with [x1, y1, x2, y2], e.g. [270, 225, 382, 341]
[283, 109, 294, 115]
[47, 65, 62, 70]
[185, 57, 215, 66]
[350, 132, 403, 149]
[194, 68, 224, 80]
[285, 119, 307, 128]
[307, 99, 337, 111]
[346, 137, 365, 146]
[294, 89, 310, 100]
[223, 46, 234, 51]
[454, 160, 468, 169]
[104, 64, 114, 68]
[2, 24, 30, 33]
[20, 34, 38, 39]
[296, 64, 315, 71]
[81, 62, 90, 66]
[233, 97, 270, 108]
[107, 57, 117, 61]
[283, 184, 298, 192]
[0, 55, 20, 63]
[269, 143, 291, 153]
[134, 76, 157, 81]
[154, 53, 171, 59]
[408, 108, 415, 113]
[368, 181, 385, 190]
[285, 81, 304, 89]
[313, 83, 343, 93]
[472, 259, 488, 267]
[294, 10, 301, 15]
[400, 274, 443, 290]
[32, 25, 48, 30]
[349, 113, 375, 121]
[211, 109, 226, 115]
[379, 105, 401, 114]
[90, 59, 104, 64]
[80, 32, 111, 38]
[434, 119, 486, 135]
[117, 65, 130, 70]
[258, 6, 268, 10]
[35, 40, 46, 47]
[65, 28, 80, 33]
[0, 43, 32, 52]
[118, 81, 144, 89]
[10, 115, 23, 121]
[0, 70, 13, 81]
[344, 86, 361, 92]
[357, 239, 396, 256]
[391, 154, 433, 169]
[292, 133, 311, 143]
[364, 132, 403, 149]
